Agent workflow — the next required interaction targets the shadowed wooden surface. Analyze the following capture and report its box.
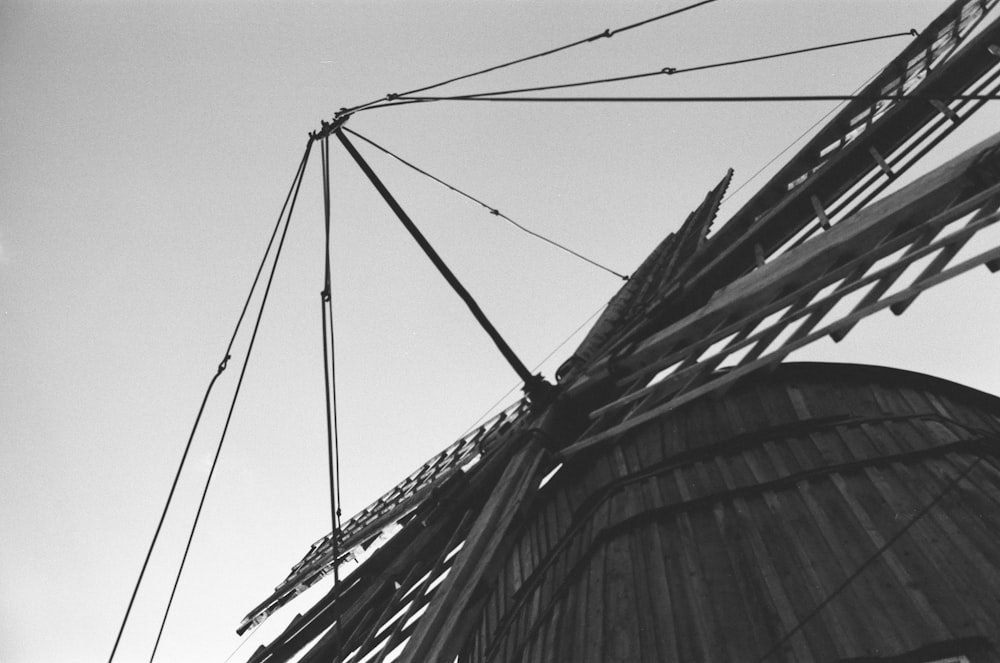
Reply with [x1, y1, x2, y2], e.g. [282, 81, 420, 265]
[239, 4, 1000, 660]
[466, 364, 1000, 662]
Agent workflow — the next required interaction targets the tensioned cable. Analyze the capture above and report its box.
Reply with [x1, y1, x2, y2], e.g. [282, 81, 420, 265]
[385, 93, 1000, 107]
[146, 138, 314, 663]
[335, 128, 549, 399]
[335, 0, 721, 117]
[342, 127, 628, 280]
[392, 31, 914, 102]
[751, 452, 988, 663]
[319, 135, 344, 608]
[107, 142, 316, 663]
[462, 301, 609, 434]
[719, 66, 884, 206]
[221, 622, 261, 663]
[721, 91, 866, 205]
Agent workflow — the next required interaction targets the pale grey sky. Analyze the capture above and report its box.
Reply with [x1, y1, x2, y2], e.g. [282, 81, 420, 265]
[2, 1, 999, 662]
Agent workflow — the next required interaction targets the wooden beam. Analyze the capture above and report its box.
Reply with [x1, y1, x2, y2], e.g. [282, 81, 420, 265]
[398, 415, 557, 663]
[567, 128, 1000, 403]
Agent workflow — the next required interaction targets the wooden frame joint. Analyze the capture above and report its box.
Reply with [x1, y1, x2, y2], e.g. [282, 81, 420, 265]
[870, 146, 896, 179]
[811, 195, 831, 229]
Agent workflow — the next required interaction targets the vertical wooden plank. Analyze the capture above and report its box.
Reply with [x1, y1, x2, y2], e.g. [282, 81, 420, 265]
[636, 477, 682, 661]
[867, 462, 998, 634]
[767, 481, 881, 656]
[775, 488, 859, 656]
[701, 397, 733, 449]
[886, 419, 927, 454]
[541, 597, 563, 663]
[634, 415, 667, 470]
[509, 534, 524, 596]
[829, 472, 953, 640]
[561, 464, 589, 519]
[708, 494, 773, 659]
[556, 563, 582, 663]
[898, 386, 935, 416]
[838, 422, 879, 460]
[725, 493, 814, 661]
[623, 529, 660, 662]
[620, 431, 644, 475]
[922, 390, 954, 419]
[963, 455, 1000, 512]
[660, 412, 685, 458]
[602, 533, 638, 662]
[696, 455, 728, 497]
[759, 379, 799, 426]
[567, 520, 593, 663]
[794, 478, 909, 652]
[699, 497, 763, 661]
[750, 443, 834, 663]
[581, 543, 607, 663]
[893, 459, 1000, 590]
[552, 484, 574, 544]
[538, 523, 564, 642]
[525, 585, 544, 660]
[762, 438, 803, 476]
[658, 515, 704, 662]
[869, 384, 896, 416]
[483, 573, 499, 653]
[744, 490, 840, 658]
[746, 444, 783, 482]
[722, 390, 752, 437]
[790, 380, 820, 419]
[727, 449, 763, 493]
[811, 428, 851, 466]
[673, 472, 723, 662]
[657, 469, 682, 508]
[737, 382, 776, 431]
[930, 457, 1000, 559]
[787, 429, 824, 471]
[506, 581, 529, 663]
[861, 464, 981, 637]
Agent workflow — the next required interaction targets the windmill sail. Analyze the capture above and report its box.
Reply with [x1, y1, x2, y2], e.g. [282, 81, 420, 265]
[240, 2, 1000, 661]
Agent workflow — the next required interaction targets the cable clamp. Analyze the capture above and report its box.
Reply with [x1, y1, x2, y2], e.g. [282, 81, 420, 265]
[311, 114, 351, 140]
[218, 354, 231, 374]
[587, 29, 612, 42]
[386, 92, 399, 101]
[661, 67, 677, 75]
[489, 208, 500, 216]
[523, 375, 556, 406]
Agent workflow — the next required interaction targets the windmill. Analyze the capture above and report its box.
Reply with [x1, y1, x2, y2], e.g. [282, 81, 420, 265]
[159, 1, 1000, 661]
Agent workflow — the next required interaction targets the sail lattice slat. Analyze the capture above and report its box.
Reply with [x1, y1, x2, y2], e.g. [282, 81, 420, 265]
[242, 2, 1000, 660]
[566, 137, 1000, 456]
[565, 1, 1000, 378]
[678, 0, 1000, 287]
[244, 417, 543, 662]
[239, 399, 529, 632]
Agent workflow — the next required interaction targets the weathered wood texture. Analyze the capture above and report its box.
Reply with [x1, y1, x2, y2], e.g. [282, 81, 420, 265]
[243, 5, 1000, 657]
[557, 0, 1000, 388]
[239, 398, 529, 633]
[463, 363, 1000, 663]
[246, 1, 1000, 638]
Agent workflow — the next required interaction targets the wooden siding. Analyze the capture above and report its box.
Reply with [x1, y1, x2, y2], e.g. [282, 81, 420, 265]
[462, 364, 1000, 662]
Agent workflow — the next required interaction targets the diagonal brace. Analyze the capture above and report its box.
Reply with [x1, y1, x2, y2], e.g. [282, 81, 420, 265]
[335, 129, 550, 401]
